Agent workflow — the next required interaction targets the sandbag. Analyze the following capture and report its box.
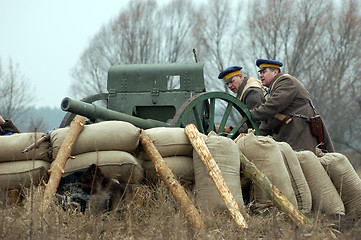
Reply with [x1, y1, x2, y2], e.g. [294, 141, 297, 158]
[0, 133, 50, 162]
[0, 160, 50, 190]
[138, 127, 193, 160]
[318, 152, 361, 214]
[51, 121, 140, 159]
[193, 132, 244, 212]
[295, 151, 345, 215]
[278, 142, 312, 213]
[237, 133, 297, 208]
[53, 151, 144, 184]
[141, 156, 194, 183]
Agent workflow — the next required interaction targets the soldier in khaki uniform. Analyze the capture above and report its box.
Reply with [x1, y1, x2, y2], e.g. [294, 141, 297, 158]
[0, 115, 20, 135]
[218, 66, 265, 134]
[250, 59, 334, 153]
[218, 66, 265, 110]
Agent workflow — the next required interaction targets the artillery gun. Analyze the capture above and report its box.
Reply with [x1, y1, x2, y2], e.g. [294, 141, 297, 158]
[60, 62, 259, 138]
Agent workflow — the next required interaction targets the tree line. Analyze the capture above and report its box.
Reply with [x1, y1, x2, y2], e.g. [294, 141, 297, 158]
[1, 0, 360, 152]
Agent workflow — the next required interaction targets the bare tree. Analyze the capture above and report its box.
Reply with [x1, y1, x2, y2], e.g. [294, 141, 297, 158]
[192, 0, 244, 92]
[311, 0, 361, 151]
[0, 58, 34, 123]
[70, 0, 196, 99]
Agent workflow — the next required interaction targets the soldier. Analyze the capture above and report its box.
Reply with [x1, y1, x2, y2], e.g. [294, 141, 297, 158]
[250, 59, 335, 153]
[218, 66, 265, 134]
[218, 66, 265, 110]
[0, 115, 20, 135]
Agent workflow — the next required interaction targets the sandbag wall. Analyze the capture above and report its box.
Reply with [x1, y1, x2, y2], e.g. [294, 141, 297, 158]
[0, 133, 51, 190]
[136, 127, 194, 184]
[1, 119, 360, 217]
[50, 121, 144, 184]
[237, 133, 298, 209]
[193, 132, 244, 212]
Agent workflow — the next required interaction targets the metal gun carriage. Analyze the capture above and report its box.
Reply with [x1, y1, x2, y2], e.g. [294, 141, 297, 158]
[60, 62, 259, 138]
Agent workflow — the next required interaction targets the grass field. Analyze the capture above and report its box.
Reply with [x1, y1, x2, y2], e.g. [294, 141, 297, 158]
[0, 152, 360, 239]
[0, 180, 361, 240]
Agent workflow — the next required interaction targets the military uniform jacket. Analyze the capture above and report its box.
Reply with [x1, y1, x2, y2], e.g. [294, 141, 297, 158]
[236, 77, 265, 133]
[236, 77, 265, 110]
[0, 120, 20, 135]
[250, 73, 334, 153]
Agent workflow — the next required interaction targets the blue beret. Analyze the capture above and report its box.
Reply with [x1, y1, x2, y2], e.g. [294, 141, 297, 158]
[218, 66, 242, 84]
[256, 59, 283, 72]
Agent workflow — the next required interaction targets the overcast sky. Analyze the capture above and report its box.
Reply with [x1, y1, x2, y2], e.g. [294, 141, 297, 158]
[0, 0, 170, 109]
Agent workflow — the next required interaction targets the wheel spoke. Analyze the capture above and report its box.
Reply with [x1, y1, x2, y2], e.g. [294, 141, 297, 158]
[227, 117, 248, 138]
[192, 106, 205, 134]
[170, 92, 260, 136]
[208, 98, 216, 132]
[218, 102, 233, 135]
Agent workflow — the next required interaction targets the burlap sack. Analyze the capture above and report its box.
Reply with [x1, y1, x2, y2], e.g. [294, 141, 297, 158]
[193, 132, 244, 212]
[0, 160, 50, 190]
[318, 152, 361, 214]
[141, 156, 194, 183]
[237, 133, 297, 208]
[278, 142, 312, 213]
[295, 151, 345, 215]
[0, 133, 50, 162]
[54, 150, 144, 184]
[51, 121, 140, 159]
[139, 127, 193, 160]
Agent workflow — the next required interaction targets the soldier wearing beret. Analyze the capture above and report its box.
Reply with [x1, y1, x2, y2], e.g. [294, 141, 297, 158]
[218, 66, 265, 134]
[0, 115, 20, 135]
[250, 59, 334, 153]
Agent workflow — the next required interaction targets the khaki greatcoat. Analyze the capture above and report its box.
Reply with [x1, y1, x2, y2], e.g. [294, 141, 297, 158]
[250, 73, 334, 153]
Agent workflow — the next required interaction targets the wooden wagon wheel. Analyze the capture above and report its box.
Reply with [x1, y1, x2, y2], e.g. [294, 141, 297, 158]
[170, 92, 260, 138]
[59, 93, 109, 128]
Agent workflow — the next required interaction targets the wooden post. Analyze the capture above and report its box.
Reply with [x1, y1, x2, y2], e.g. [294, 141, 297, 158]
[40, 115, 86, 213]
[184, 124, 248, 229]
[239, 151, 313, 229]
[139, 130, 206, 230]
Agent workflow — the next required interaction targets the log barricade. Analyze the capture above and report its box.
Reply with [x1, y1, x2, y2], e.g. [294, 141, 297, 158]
[184, 124, 248, 229]
[40, 115, 86, 213]
[238, 147, 314, 230]
[139, 130, 206, 230]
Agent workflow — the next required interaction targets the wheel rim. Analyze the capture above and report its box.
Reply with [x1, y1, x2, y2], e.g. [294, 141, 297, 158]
[170, 92, 260, 138]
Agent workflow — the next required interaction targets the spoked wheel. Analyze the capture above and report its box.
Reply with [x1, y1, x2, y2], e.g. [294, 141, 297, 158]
[59, 93, 109, 128]
[170, 92, 260, 138]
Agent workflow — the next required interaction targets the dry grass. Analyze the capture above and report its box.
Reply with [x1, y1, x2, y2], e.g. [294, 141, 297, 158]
[1, 181, 361, 240]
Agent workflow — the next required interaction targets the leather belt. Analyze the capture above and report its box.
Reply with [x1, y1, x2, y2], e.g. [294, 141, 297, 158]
[275, 103, 310, 133]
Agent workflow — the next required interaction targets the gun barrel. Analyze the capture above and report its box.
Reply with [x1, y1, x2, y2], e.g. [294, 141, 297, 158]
[61, 97, 169, 129]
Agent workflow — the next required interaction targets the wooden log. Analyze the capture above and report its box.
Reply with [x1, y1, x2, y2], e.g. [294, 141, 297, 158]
[239, 150, 313, 229]
[40, 115, 86, 213]
[139, 130, 206, 230]
[184, 124, 248, 229]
